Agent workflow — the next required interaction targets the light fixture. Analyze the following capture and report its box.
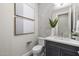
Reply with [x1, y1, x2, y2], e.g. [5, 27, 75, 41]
[54, 3, 64, 6]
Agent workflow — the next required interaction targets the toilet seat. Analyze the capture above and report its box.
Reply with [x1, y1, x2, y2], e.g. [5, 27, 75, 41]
[32, 45, 43, 54]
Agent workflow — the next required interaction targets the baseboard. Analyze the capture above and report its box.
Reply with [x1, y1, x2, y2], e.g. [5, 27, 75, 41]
[22, 50, 32, 56]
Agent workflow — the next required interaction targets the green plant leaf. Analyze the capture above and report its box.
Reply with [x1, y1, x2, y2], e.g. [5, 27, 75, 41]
[49, 17, 58, 28]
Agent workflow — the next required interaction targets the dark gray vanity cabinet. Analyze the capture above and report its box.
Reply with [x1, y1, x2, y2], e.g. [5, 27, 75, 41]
[45, 40, 79, 56]
[46, 44, 60, 56]
[60, 49, 78, 56]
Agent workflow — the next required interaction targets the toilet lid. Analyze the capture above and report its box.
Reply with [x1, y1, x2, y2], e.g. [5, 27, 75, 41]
[33, 45, 43, 51]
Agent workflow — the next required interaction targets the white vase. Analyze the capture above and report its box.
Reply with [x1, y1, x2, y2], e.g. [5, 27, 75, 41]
[51, 28, 55, 36]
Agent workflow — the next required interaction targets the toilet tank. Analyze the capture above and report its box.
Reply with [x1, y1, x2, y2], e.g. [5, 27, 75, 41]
[38, 39, 44, 46]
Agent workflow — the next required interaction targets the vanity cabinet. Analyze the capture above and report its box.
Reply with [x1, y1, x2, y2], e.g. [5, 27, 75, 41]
[60, 49, 78, 56]
[45, 40, 79, 56]
[46, 44, 60, 56]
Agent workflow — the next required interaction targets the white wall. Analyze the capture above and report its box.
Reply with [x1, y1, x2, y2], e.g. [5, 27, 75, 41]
[38, 3, 55, 37]
[0, 3, 38, 56]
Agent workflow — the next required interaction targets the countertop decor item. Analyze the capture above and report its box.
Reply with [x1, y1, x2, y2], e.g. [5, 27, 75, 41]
[49, 17, 58, 36]
[72, 32, 79, 37]
[49, 17, 58, 28]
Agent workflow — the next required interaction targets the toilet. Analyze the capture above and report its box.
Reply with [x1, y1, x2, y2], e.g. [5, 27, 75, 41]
[32, 39, 44, 56]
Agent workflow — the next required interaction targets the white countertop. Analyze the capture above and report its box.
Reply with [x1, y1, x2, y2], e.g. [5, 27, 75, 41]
[38, 36, 79, 47]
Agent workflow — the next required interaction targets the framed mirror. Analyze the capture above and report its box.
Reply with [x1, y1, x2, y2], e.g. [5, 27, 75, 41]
[72, 4, 79, 37]
[74, 4, 79, 33]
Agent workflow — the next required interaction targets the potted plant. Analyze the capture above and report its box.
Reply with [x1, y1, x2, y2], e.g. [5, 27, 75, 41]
[49, 17, 58, 36]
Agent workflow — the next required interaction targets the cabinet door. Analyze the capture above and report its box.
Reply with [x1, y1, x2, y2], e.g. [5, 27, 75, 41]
[61, 49, 78, 56]
[46, 45, 60, 56]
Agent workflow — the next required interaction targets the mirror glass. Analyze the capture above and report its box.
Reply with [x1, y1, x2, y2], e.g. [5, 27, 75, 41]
[74, 4, 79, 33]
[72, 4, 79, 38]
[54, 3, 79, 40]
[52, 3, 79, 39]
[58, 13, 70, 38]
